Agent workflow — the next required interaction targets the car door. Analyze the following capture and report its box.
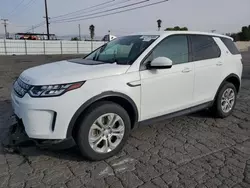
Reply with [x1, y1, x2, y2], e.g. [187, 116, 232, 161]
[189, 35, 223, 105]
[140, 35, 195, 121]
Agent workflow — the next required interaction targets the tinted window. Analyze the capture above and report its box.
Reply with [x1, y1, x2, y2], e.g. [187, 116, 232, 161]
[85, 35, 158, 65]
[145, 35, 189, 65]
[190, 35, 221, 61]
[221, 37, 240, 55]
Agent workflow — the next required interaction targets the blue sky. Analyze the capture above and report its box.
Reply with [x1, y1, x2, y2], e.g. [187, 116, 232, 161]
[0, 0, 250, 37]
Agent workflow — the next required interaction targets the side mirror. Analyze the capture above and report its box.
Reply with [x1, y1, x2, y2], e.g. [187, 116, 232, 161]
[148, 57, 173, 69]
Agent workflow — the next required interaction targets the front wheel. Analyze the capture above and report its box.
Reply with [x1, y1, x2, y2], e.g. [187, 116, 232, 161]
[212, 82, 237, 118]
[76, 101, 131, 161]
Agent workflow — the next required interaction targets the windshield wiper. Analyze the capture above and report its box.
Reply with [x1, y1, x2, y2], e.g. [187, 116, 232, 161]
[94, 44, 107, 61]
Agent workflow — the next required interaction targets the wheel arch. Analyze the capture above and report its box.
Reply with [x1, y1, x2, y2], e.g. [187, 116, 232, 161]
[214, 73, 241, 101]
[66, 91, 139, 138]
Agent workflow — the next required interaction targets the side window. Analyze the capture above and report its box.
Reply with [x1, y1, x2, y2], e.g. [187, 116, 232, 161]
[190, 35, 221, 61]
[144, 35, 189, 65]
[221, 37, 240, 55]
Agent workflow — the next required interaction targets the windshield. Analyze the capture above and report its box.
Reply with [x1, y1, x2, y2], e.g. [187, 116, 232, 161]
[85, 35, 159, 65]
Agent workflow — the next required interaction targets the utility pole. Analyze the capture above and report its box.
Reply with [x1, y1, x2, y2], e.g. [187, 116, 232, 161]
[78, 24, 81, 40]
[32, 25, 34, 33]
[1, 19, 9, 39]
[44, 0, 50, 40]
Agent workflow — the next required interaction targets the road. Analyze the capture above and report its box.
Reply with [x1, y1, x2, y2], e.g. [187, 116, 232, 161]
[0, 52, 250, 188]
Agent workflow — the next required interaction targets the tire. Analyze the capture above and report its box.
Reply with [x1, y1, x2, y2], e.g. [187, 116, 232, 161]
[212, 82, 237, 118]
[76, 101, 131, 161]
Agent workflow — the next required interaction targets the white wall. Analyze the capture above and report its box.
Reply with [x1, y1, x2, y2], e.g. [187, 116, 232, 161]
[0, 39, 249, 56]
[0, 39, 105, 55]
[235, 41, 250, 52]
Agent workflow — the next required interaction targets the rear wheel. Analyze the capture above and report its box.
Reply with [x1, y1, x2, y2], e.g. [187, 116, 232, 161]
[76, 101, 131, 161]
[212, 82, 237, 118]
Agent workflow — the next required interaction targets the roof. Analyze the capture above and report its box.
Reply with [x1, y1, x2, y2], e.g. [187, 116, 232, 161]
[129, 31, 232, 39]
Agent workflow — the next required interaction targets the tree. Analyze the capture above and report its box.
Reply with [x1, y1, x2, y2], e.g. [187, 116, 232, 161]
[165, 26, 188, 31]
[174, 26, 181, 31]
[242, 26, 250, 41]
[157, 19, 162, 31]
[89, 24, 95, 40]
[165, 27, 173, 31]
[231, 25, 250, 41]
[71, 37, 79, 41]
[180, 27, 188, 31]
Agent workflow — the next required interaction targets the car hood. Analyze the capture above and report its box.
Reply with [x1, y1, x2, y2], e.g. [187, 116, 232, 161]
[19, 59, 131, 85]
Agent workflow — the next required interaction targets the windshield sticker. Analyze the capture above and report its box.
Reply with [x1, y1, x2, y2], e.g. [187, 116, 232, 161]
[140, 35, 158, 41]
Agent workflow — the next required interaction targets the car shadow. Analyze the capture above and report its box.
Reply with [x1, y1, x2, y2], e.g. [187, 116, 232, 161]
[2, 139, 85, 162]
[188, 109, 213, 118]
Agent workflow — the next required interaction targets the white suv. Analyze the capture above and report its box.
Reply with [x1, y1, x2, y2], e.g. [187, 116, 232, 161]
[11, 31, 243, 160]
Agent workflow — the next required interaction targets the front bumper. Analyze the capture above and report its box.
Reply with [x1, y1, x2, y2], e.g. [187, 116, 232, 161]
[11, 90, 79, 140]
[9, 118, 75, 149]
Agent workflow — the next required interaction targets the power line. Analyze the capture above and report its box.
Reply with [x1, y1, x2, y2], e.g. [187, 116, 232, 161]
[24, 21, 45, 32]
[9, 24, 31, 28]
[24, 1, 117, 32]
[52, 0, 149, 23]
[51, 0, 116, 19]
[51, 0, 133, 20]
[6, 0, 25, 17]
[53, 0, 168, 24]
[23, 0, 139, 34]
[25, 23, 44, 32]
[22, 0, 169, 35]
[10, 0, 37, 18]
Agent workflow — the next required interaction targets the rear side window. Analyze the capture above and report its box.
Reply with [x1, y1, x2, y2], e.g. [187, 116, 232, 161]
[221, 37, 240, 55]
[190, 35, 221, 61]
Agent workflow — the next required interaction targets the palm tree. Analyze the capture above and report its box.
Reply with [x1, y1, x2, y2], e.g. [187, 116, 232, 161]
[89, 24, 95, 51]
[89, 25, 95, 40]
[157, 19, 162, 31]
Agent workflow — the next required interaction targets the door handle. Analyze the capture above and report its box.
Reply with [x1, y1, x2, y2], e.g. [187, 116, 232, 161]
[216, 62, 223, 66]
[182, 67, 191, 73]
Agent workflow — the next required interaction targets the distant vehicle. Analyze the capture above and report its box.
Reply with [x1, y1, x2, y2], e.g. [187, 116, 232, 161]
[12, 31, 242, 161]
[15, 33, 57, 40]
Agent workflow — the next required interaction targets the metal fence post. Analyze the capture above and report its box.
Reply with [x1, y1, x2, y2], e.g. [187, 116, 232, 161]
[91, 41, 93, 52]
[43, 41, 46, 55]
[24, 40, 27, 55]
[3, 39, 7, 55]
[77, 41, 79, 54]
[60, 41, 63, 55]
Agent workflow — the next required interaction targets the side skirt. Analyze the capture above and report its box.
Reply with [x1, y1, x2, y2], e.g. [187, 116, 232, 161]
[139, 101, 213, 126]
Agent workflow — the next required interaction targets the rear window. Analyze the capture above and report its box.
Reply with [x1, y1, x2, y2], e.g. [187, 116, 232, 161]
[221, 37, 240, 55]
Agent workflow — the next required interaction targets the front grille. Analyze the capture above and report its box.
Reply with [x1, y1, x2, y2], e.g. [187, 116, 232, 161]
[13, 78, 31, 97]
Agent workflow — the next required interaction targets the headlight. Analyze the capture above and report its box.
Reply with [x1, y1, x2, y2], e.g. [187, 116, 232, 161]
[28, 82, 85, 97]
